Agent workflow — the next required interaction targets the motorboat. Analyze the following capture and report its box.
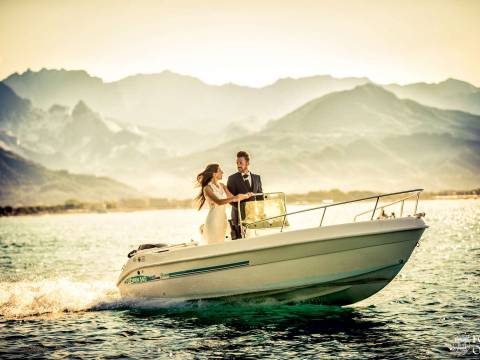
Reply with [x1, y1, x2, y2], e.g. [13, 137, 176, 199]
[117, 189, 428, 305]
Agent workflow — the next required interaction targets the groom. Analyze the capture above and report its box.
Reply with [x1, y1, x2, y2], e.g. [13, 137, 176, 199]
[227, 151, 263, 240]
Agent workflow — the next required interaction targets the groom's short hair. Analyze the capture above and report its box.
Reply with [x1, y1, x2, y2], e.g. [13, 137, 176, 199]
[237, 151, 250, 162]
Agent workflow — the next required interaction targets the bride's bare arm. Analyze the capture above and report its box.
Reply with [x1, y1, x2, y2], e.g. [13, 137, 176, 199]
[204, 186, 247, 205]
[222, 183, 233, 197]
[221, 184, 253, 206]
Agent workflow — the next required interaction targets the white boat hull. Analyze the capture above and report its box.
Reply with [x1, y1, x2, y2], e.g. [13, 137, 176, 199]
[117, 217, 427, 305]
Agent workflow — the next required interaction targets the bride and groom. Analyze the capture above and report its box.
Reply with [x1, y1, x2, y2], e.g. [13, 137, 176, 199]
[195, 151, 263, 244]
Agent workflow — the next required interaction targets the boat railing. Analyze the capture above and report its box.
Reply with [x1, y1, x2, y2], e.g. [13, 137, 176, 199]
[240, 188, 424, 234]
[352, 191, 422, 221]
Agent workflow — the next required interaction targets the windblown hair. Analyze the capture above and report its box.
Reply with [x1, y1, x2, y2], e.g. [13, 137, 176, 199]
[195, 163, 220, 210]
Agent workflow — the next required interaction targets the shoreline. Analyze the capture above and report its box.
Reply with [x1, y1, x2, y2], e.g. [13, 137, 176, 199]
[0, 195, 478, 218]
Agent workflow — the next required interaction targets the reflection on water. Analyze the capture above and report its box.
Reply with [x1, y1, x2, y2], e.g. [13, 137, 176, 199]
[0, 200, 479, 358]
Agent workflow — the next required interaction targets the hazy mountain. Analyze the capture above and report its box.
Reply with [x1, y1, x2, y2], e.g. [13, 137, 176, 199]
[0, 146, 142, 206]
[2, 69, 123, 117]
[155, 131, 480, 197]
[265, 83, 480, 141]
[0, 83, 32, 129]
[1, 68, 369, 130]
[385, 78, 480, 115]
[0, 85, 170, 189]
[1, 78, 478, 198]
[158, 85, 480, 196]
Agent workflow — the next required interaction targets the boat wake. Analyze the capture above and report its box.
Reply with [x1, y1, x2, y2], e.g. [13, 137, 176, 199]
[0, 278, 124, 319]
[0, 277, 353, 321]
[0, 278, 264, 319]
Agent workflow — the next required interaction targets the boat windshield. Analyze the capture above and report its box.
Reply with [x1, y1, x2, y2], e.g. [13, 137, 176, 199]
[242, 192, 288, 229]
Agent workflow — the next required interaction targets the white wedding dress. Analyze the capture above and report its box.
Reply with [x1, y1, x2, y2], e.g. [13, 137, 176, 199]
[202, 182, 230, 244]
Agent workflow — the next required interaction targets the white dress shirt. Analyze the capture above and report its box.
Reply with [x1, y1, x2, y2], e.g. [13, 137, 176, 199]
[241, 171, 252, 189]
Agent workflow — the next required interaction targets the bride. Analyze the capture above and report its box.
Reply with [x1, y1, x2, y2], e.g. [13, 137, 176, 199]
[196, 163, 252, 244]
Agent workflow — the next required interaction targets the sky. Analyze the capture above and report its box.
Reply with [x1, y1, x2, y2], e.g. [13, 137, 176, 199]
[0, 0, 479, 87]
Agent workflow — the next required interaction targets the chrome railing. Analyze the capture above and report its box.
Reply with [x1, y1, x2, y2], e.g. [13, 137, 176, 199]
[240, 188, 424, 233]
[353, 191, 422, 221]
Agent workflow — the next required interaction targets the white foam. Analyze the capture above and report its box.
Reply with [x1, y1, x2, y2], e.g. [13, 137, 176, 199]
[0, 278, 120, 318]
[0, 278, 288, 319]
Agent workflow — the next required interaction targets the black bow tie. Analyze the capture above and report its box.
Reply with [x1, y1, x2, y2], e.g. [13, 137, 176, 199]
[243, 173, 252, 190]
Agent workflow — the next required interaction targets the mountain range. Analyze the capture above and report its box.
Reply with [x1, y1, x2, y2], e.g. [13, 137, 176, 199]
[0, 69, 479, 201]
[384, 78, 480, 115]
[3, 69, 480, 135]
[0, 146, 141, 206]
[160, 84, 480, 195]
[0, 69, 370, 131]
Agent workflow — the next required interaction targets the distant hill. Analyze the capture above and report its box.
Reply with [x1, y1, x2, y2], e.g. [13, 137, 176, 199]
[161, 85, 480, 195]
[0, 84, 224, 196]
[0, 146, 142, 206]
[264, 83, 480, 141]
[2, 69, 122, 118]
[0, 85, 173, 190]
[1, 68, 369, 130]
[0, 82, 32, 129]
[384, 78, 480, 115]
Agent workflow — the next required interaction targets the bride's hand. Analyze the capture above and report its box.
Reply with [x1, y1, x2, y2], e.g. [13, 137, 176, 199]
[235, 194, 249, 201]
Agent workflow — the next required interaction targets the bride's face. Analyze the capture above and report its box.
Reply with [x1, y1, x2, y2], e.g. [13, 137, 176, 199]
[214, 167, 224, 180]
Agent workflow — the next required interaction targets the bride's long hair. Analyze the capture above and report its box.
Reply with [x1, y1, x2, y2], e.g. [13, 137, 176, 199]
[195, 163, 220, 210]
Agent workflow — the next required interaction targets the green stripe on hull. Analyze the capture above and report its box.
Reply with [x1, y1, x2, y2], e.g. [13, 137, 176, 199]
[124, 260, 250, 285]
[167, 261, 250, 278]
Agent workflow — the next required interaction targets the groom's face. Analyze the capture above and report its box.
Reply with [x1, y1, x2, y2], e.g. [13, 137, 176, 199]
[236, 157, 249, 173]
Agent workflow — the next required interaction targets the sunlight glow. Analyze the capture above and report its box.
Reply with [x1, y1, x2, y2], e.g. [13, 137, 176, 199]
[0, 0, 479, 86]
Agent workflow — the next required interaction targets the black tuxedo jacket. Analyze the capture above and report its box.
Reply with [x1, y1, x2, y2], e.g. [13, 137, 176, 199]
[227, 172, 263, 228]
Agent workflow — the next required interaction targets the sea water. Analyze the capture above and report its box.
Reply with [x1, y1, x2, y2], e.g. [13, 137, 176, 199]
[0, 200, 479, 358]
